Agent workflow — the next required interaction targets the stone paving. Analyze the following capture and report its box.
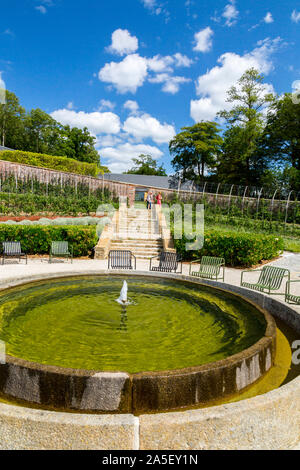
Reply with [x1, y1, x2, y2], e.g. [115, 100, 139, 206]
[0, 252, 299, 313]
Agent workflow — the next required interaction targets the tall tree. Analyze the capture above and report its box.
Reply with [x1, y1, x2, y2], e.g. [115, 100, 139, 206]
[0, 90, 25, 148]
[259, 93, 300, 171]
[125, 154, 167, 176]
[67, 127, 99, 164]
[217, 68, 274, 185]
[23, 109, 60, 154]
[169, 122, 222, 182]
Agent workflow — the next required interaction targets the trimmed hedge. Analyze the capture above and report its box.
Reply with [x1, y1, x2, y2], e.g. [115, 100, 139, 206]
[0, 225, 98, 257]
[174, 230, 284, 267]
[0, 150, 99, 177]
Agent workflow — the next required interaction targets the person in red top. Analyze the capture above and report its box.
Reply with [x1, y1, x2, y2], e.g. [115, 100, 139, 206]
[156, 192, 162, 206]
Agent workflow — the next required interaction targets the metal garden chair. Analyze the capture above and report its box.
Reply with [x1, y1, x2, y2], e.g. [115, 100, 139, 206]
[149, 251, 182, 273]
[2, 241, 27, 265]
[285, 280, 300, 305]
[189, 256, 225, 282]
[241, 265, 290, 295]
[108, 250, 136, 270]
[49, 241, 73, 264]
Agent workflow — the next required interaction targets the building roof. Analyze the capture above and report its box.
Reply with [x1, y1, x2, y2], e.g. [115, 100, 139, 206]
[0, 145, 13, 151]
[103, 173, 195, 190]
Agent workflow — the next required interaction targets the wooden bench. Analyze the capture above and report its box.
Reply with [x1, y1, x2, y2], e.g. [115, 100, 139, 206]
[150, 251, 182, 273]
[241, 265, 290, 295]
[49, 241, 73, 263]
[108, 250, 136, 270]
[189, 256, 225, 281]
[285, 280, 300, 305]
[2, 241, 27, 265]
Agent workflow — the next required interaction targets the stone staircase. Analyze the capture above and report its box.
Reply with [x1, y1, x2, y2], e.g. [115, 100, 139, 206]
[111, 207, 163, 259]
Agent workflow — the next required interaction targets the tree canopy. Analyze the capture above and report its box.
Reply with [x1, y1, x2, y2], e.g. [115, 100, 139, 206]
[0, 90, 103, 168]
[125, 154, 167, 176]
[217, 68, 274, 185]
[169, 121, 222, 183]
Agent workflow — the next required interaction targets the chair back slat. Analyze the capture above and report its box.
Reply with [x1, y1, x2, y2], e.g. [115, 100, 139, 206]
[109, 250, 133, 269]
[51, 241, 69, 255]
[198, 256, 224, 278]
[258, 266, 288, 290]
[3, 241, 22, 255]
[158, 251, 178, 271]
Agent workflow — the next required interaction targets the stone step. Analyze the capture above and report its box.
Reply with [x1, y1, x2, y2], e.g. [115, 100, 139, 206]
[111, 239, 162, 246]
[115, 234, 162, 240]
[110, 246, 162, 253]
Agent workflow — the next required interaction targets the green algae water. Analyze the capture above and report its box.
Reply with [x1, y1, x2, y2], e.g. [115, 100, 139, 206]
[0, 276, 267, 373]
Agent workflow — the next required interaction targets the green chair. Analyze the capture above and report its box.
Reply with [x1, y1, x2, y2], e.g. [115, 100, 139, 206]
[241, 265, 290, 295]
[189, 256, 225, 282]
[49, 241, 73, 264]
[285, 280, 300, 305]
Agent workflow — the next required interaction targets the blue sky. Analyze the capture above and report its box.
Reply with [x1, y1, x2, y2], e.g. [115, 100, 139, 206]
[1, 0, 299, 173]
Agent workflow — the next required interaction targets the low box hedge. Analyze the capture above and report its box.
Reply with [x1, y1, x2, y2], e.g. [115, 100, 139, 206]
[0, 225, 98, 257]
[0, 150, 99, 177]
[174, 230, 284, 267]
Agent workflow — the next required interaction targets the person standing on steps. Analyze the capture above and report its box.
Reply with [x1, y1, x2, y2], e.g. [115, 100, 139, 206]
[147, 191, 153, 210]
[156, 192, 162, 206]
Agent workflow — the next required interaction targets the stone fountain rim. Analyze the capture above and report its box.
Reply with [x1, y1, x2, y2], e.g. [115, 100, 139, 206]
[0, 272, 276, 380]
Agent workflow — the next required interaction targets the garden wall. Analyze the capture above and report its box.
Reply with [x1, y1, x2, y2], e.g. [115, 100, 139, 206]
[0, 160, 136, 206]
[0, 159, 299, 218]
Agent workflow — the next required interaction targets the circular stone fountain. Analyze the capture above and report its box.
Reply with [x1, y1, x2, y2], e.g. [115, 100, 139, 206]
[0, 275, 276, 413]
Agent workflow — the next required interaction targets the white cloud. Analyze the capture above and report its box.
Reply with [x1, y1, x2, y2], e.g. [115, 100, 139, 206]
[193, 27, 213, 53]
[147, 55, 174, 72]
[264, 12, 274, 24]
[190, 38, 280, 122]
[173, 53, 193, 67]
[35, 5, 47, 14]
[99, 142, 163, 173]
[98, 99, 116, 111]
[141, 0, 156, 8]
[50, 109, 121, 135]
[124, 100, 139, 114]
[99, 54, 148, 94]
[98, 51, 192, 94]
[67, 101, 74, 110]
[123, 113, 175, 144]
[223, 1, 239, 27]
[140, 0, 168, 19]
[106, 29, 139, 56]
[148, 73, 191, 94]
[291, 10, 300, 23]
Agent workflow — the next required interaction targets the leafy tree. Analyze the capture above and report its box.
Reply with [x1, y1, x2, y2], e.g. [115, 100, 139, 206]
[169, 122, 222, 182]
[217, 68, 274, 185]
[66, 127, 99, 164]
[0, 90, 103, 167]
[125, 154, 167, 176]
[0, 90, 25, 148]
[259, 93, 300, 172]
[23, 109, 60, 154]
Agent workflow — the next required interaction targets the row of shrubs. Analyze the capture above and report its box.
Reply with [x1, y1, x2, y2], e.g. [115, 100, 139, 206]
[174, 230, 284, 267]
[0, 226, 98, 257]
[0, 150, 100, 177]
[0, 193, 117, 216]
[1, 216, 103, 226]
